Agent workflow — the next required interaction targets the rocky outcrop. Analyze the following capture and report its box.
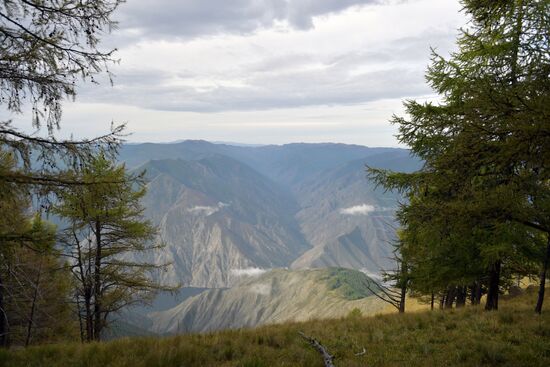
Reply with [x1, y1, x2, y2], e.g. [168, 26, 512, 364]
[137, 156, 309, 288]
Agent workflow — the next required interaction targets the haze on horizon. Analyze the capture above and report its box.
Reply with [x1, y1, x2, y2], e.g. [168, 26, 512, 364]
[4, 0, 464, 147]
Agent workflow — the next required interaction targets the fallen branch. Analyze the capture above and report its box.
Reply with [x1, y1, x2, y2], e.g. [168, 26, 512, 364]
[355, 347, 366, 356]
[298, 331, 335, 367]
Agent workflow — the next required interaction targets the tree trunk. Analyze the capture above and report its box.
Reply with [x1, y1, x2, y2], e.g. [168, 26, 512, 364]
[475, 281, 483, 305]
[85, 288, 93, 341]
[470, 282, 482, 305]
[535, 236, 550, 314]
[430, 292, 435, 311]
[0, 271, 7, 348]
[456, 286, 466, 308]
[76, 295, 84, 343]
[25, 257, 43, 346]
[469, 284, 475, 305]
[93, 220, 102, 341]
[76, 234, 94, 342]
[398, 281, 406, 313]
[485, 261, 501, 311]
[444, 287, 456, 309]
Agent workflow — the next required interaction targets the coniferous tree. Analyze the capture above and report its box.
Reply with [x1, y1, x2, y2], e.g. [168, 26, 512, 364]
[368, 0, 549, 311]
[54, 155, 173, 342]
[0, 0, 145, 346]
[0, 0, 126, 206]
[1, 0, 123, 130]
[0, 160, 72, 347]
[365, 237, 409, 313]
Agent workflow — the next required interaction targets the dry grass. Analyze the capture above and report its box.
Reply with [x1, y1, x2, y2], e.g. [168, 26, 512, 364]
[1, 288, 548, 367]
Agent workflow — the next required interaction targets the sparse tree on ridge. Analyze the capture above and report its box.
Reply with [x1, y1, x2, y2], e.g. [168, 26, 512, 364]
[365, 237, 409, 313]
[0, 0, 156, 346]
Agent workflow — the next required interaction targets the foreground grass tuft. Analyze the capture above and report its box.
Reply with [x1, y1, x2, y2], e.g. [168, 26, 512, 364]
[0, 289, 548, 366]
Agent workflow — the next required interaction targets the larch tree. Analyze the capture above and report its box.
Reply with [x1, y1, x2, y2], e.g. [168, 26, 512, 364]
[0, 157, 72, 347]
[54, 155, 173, 342]
[365, 236, 410, 313]
[368, 0, 549, 311]
[1, 0, 127, 346]
[1, 0, 123, 130]
[0, 0, 127, 199]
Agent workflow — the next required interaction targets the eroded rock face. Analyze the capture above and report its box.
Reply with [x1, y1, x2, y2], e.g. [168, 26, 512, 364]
[122, 142, 420, 289]
[137, 155, 310, 288]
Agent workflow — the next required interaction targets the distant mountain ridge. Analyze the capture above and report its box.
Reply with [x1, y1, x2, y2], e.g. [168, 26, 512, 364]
[119, 140, 421, 288]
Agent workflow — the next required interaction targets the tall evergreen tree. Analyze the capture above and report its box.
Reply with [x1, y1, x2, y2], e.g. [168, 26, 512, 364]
[54, 155, 173, 342]
[368, 0, 549, 311]
[0, 1, 143, 346]
[0, 155, 72, 347]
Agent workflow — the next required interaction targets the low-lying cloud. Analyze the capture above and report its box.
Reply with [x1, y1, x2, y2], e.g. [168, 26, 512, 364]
[340, 204, 376, 216]
[359, 268, 383, 281]
[230, 267, 268, 277]
[187, 202, 229, 216]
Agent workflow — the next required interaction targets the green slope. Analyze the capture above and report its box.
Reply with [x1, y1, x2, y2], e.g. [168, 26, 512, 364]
[2, 288, 548, 367]
[148, 268, 386, 334]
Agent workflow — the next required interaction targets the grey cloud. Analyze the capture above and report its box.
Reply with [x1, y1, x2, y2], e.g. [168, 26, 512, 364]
[80, 23, 454, 113]
[114, 0, 383, 41]
[81, 28, 452, 112]
[79, 64, 428, 113]
[109, 69, 174, 86]
[246, 53, 318, 73]
[329, 29, 457, 68]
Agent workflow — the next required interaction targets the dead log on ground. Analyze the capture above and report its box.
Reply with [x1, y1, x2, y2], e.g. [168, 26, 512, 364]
[298, 331, 335, 367]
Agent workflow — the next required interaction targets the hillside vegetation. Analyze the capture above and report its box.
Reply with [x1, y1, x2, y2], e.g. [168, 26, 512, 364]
[1, 289, 548, 367]
[148, 268, 386, 334]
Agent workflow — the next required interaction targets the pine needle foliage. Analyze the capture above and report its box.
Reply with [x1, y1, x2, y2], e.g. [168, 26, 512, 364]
[368, 0, 550, 312]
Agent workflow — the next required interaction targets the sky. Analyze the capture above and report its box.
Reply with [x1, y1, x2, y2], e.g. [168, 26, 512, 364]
[8, 0, 465, 147]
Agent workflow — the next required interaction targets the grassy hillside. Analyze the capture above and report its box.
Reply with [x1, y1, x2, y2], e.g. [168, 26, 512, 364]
[149, 268, 387, 334]
[1, 289, 548, 367]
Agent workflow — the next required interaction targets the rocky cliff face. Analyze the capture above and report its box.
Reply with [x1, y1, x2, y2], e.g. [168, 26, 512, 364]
[137, 156, 309, 288]
[121, 141, 420, 288]
[149, 268, 388, 334]
[290, 151, 418, 272]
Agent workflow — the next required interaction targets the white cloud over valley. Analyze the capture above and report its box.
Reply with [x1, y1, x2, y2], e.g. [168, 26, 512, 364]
[187, 202, 229, 216]
[340, 204, 376, 216]
[230, 267, 268, 277]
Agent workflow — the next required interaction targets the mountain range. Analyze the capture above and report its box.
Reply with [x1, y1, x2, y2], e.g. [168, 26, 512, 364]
[119, 140, 420, 288]
[115, 140, 420, 333]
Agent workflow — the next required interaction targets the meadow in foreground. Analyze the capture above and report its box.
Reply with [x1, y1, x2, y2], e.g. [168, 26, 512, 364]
[1, 288, 548, 367]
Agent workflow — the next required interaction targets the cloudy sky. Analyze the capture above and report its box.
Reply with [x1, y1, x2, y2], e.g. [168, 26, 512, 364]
[11, 0, 465, 146]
